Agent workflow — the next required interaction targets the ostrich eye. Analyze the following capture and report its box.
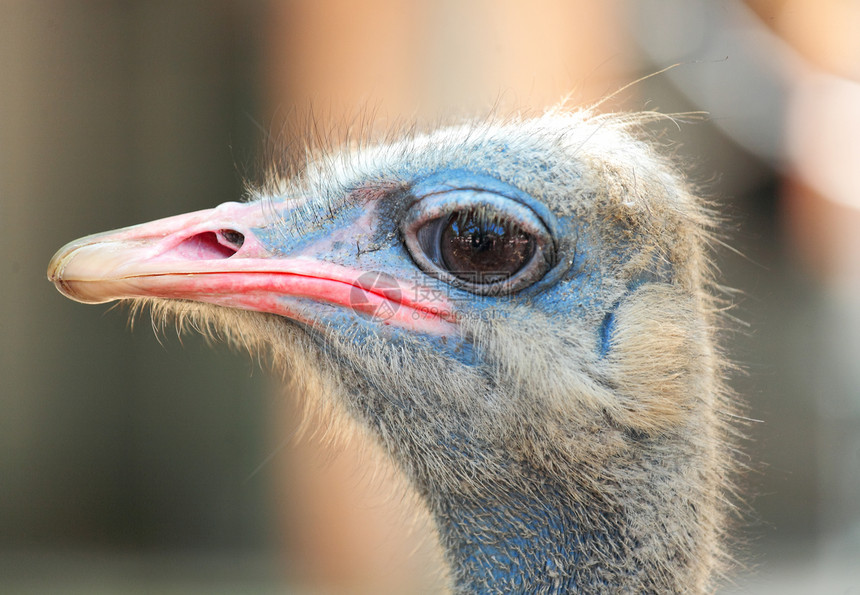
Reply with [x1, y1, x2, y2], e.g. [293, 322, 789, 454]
[403, 189, 554, 295]
[438, 212, 535, 284]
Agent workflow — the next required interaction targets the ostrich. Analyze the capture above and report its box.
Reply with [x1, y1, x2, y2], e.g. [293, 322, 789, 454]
[48, 108, 736, 593]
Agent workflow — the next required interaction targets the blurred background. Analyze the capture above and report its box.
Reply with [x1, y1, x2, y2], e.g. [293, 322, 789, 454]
[2, 1, 858, 592]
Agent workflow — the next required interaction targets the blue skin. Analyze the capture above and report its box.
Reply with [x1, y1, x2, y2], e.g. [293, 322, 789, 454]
[253, 170, 618, 364]
[441, 489, 620, 592]
[249, 169, 643, 591]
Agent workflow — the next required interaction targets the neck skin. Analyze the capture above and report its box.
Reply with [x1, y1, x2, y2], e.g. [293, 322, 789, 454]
[434, 487, 598, 593]
[423, 453, 709, 594]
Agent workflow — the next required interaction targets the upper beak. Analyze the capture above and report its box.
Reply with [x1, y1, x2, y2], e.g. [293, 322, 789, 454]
[48, 201, 456, 335]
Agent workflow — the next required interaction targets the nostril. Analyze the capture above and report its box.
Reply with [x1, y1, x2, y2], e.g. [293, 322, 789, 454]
[219, 229, 244, 249]
[174, 231, 239, 259]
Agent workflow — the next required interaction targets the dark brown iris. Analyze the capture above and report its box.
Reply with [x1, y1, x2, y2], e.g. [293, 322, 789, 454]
[439, 211, 534, 284]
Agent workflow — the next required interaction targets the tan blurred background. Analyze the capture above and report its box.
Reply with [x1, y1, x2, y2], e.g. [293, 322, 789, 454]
[2, 1, 859, 593]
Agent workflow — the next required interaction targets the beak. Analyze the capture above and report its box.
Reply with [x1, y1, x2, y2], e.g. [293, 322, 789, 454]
[48, 201, 456, 335]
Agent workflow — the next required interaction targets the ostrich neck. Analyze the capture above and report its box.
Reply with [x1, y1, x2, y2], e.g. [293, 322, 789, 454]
[340, 361, 710, 591]
[425, 454, 706, 594]
[434, 486, 610, 593]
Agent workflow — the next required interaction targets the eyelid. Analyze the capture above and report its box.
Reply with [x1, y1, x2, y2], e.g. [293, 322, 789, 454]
[410, 171, 560, 239]
[404, 190, 551, 243]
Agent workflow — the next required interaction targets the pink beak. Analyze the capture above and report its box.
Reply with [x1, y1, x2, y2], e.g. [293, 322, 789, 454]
[48, 201, 457, 336]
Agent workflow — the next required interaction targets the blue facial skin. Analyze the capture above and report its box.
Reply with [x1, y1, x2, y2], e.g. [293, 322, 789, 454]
[252, 169, 618, 366]
[250, 169, 635, 589]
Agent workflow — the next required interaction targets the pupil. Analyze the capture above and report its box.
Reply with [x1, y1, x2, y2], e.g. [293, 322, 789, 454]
[440, 212, 534, 285]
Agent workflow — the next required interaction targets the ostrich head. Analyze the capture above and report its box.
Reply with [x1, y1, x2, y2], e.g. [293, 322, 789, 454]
[49, 108, 735, 593]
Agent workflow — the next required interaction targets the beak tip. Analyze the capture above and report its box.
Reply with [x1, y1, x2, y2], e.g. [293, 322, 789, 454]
[47, 251, 67, 285]
[46, 243, 113, 304]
